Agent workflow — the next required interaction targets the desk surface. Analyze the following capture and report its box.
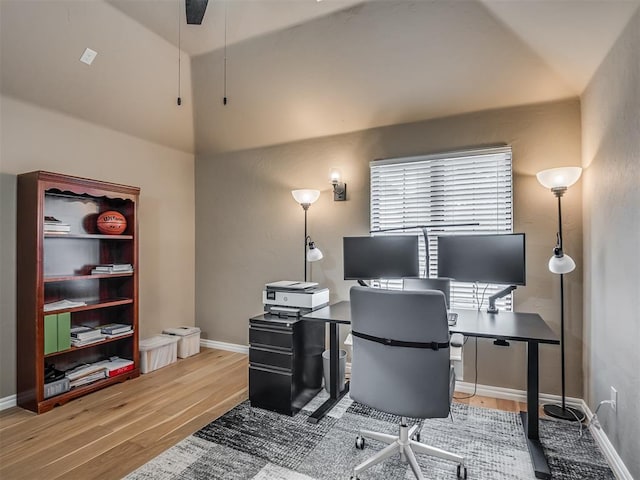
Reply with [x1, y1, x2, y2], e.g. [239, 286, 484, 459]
[303, 300, 559, 344]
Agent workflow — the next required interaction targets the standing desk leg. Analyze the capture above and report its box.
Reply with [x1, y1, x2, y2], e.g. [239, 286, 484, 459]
[520, 341, 551, 479]
[307, 322, 350, 424]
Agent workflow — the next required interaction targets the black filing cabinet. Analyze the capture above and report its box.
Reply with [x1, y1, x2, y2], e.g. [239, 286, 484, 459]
[249, 314, 325, 415]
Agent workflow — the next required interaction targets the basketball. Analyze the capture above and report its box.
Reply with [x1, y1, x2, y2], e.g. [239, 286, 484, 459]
[96, 210, 127, 235]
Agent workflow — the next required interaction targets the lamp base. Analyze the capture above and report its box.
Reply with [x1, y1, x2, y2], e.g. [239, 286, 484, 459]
[543, 403, 585, 422]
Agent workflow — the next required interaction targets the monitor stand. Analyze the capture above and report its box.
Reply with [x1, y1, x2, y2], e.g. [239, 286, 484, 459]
[487, 285, 517, 313]
[357, 280, 369, 287]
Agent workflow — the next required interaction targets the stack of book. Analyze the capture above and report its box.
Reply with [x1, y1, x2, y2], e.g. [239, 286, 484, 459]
[93, 357, 134, 377]
[65, 363, 108, 388]
[91, 264, 133, 275]
[100, 323, 133, 338]
[44, 216, 70, 234]
[70, 326, 106, 346]
[44, 299, 87, 312]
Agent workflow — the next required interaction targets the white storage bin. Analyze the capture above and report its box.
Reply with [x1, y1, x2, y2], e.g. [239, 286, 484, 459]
[139, 334, 179, 373]
[162, 326, 201, 358]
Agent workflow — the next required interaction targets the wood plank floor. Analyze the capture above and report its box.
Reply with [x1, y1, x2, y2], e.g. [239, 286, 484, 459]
[1, 348, 524, 479]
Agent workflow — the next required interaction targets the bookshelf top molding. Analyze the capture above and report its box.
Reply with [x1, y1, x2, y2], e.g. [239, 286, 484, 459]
[26, 171, 140, 199]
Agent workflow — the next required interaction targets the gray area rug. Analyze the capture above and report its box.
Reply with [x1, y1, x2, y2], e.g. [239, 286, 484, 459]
[126, 392, 614, 479]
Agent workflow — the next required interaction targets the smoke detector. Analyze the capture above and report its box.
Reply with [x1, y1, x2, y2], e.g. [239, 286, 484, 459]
[80, 48, 97, 65]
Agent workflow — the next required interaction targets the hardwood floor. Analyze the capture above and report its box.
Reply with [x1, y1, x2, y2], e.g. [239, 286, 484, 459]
[1, 348, 524, 479]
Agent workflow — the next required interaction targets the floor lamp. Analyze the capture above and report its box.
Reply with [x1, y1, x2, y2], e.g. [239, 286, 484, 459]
[536, 167, 585, 422]
[291, 189, 323, 282]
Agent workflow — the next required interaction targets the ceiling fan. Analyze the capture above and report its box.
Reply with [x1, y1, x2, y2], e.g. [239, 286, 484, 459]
[185, 0, 208, 25]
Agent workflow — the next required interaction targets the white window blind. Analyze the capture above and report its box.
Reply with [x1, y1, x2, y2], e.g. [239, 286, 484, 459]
[370, 146, 514, 311]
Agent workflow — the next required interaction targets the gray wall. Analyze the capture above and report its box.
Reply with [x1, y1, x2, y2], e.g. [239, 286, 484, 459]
[581, 9, 640, 479]
[195, 98, 584, 398]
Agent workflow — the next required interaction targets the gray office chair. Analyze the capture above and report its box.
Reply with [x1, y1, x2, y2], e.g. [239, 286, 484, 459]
[349, 286, 467, 480]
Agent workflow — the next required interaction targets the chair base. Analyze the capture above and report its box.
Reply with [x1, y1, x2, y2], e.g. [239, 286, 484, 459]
[352, 419, 466, 480]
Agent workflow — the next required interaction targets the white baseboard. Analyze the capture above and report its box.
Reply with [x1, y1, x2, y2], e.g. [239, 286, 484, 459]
[200, 338, 249, 354]
[454, 381, 585, 410]
[0, 394, 17, 411]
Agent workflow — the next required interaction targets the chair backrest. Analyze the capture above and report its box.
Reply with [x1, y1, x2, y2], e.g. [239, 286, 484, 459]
[349, 286, 452, 419]
[403, 277, 451, 309]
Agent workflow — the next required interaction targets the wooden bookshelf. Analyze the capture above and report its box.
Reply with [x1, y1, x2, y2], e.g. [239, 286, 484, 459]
[17, 171, 140, 413]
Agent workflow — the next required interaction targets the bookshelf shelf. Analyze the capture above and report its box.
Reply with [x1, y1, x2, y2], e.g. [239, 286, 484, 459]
[39, 368, 140, 411]
[45, 233, 134, 240]
[43, 298, 134, 314]
[44, 332, 135, 358]
[17, 171, 140, 414]
[44, 272, 134, 283]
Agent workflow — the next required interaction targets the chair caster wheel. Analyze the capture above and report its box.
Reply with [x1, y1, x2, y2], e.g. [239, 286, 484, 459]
[457, 464, 467, 479]
[412, 432, 421, 442]
[350, 477, 360, 480]
[355, 436, 365, 449]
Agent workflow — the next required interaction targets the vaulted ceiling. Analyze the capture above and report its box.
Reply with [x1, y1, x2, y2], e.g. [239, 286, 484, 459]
[2, 1, 638, 155]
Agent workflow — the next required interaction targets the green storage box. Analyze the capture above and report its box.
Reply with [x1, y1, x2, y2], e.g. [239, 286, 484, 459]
[57, 312, 71, 351]
[44, 314, 58, 355]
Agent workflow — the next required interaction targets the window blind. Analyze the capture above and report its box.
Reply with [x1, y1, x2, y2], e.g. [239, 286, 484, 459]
[370, 146, 514, 311]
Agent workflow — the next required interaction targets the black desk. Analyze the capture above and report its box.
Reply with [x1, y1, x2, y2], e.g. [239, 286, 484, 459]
[302, 301, 559, 480]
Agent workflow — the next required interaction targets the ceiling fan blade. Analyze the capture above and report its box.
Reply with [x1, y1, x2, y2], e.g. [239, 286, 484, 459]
[186, 0, 208, 25]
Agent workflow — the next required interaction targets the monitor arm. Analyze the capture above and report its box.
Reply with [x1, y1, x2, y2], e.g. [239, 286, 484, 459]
[487, 285, 517, 313]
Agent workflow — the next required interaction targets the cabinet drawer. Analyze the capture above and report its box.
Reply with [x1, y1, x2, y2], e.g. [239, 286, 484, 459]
[249, 365, 295, 415]
[249, 326, 293, 350]
[249, 346, 293, 371]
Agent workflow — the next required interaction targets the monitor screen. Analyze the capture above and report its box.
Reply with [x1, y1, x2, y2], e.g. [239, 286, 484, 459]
[437, 233, 526, 285]
[343, 236, 419, 280]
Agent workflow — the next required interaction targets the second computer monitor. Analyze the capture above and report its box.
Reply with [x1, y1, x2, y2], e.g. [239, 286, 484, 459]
[437, 233, 526, 285]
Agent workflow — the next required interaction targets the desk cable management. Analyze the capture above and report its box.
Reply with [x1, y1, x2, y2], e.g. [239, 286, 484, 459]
[473, 282, 490, 311]
[453, 336, 478, 400]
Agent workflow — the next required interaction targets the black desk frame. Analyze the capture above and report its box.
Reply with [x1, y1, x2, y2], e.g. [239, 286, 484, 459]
[304, 305, 351, 424]
[303, 302, 559, 480]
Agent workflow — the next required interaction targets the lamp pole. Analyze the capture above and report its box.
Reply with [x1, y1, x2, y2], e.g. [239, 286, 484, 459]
[543, 187, 584, 422]
[302, 203, 309, 282]
[291, 189, 321, 283]
[557, 190, 567, 413]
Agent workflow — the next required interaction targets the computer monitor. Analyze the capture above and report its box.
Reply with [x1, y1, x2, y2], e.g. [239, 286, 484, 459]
[343, 236, 419, 280]
[437, 233, 526, 286]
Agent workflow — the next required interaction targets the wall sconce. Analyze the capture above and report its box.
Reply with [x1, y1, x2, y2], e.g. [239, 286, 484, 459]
[329, 168, 347, 201]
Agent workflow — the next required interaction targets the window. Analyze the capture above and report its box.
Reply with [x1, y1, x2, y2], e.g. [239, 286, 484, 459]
[370, 146, 514, 311]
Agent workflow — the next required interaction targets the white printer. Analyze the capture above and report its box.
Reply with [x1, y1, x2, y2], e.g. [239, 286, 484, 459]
[263, 281, 330, 317]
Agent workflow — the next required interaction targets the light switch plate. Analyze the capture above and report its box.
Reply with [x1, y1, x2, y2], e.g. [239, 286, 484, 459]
[80, 47, 97, 65]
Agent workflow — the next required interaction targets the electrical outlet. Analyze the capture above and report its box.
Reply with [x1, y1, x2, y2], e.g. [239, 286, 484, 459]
[610, 386, 617, 411]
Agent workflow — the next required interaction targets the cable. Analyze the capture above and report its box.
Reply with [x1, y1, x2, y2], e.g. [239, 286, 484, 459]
[453, 337, 478, 400]
[176, 0, 182, 106]
[479, 283, 489, 311]
[223, 1, 228, 105]
[584, 400, 616, 438]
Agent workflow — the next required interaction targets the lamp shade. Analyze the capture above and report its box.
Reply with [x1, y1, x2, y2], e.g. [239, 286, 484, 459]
[306, 242, 323, 262]
[536, 167, 582, 189]
[549, 252, 576, 274]
[292, 189, 320, 205]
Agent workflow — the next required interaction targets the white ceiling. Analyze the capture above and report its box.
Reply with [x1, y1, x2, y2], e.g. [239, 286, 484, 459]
[2, 0, 639, 154]
[108, 0, 365, 57]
